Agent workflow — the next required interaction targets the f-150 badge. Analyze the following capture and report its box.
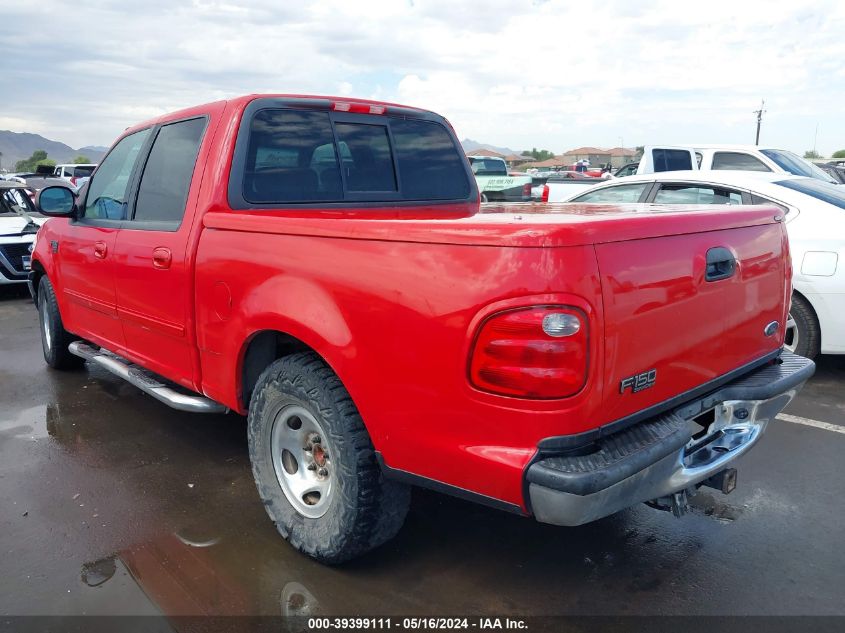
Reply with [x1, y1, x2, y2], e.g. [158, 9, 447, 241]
[620, 369, 657, 394]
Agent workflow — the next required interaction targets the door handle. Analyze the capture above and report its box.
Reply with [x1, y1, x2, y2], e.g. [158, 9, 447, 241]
[94, 241, 108, 259]
[152, 247, 172, 270]
[705, 247, 736, 282]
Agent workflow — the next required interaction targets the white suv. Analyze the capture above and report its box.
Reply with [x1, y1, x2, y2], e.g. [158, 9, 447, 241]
[53, 163, 97, 188]
[637, 145, 836, 183]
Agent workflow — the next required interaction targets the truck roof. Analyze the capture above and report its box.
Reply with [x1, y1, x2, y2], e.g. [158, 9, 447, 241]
[125, 94, 432, 136]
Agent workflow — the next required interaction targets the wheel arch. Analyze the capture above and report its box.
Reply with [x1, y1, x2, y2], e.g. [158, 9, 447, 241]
[791, 288, 823, 347]
[237, 327, 352, 414]
[29, 258, 47, 302]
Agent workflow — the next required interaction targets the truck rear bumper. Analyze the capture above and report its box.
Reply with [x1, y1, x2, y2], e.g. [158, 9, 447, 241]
[527, 351, 815, 526]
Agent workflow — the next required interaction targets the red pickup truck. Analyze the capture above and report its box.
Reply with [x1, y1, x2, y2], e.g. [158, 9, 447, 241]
[29, 94, 814, 563]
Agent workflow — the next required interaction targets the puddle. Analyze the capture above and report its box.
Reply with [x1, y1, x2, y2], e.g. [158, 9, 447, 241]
[81, 556, 117, 587]
[0, 404, 49, 440]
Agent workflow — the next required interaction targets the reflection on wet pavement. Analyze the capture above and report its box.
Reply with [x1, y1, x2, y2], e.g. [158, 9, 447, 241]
[1, 292, 845, 618]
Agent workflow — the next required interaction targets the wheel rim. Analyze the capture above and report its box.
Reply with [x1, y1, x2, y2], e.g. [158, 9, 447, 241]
[270, 405, 334, 519]
[784, 312, 798, 353]
[40, 294, 52, 353]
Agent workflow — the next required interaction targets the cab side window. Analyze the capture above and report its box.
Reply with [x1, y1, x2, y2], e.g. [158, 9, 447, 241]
[131, 117, 207, 226]
[573, 183, 650, 203]
[654, 184, 743, 205]
[84, 129, 151, 220]
[712, 152, 771, 172]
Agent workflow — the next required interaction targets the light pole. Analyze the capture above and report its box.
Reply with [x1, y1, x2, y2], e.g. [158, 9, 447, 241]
[754, 99, 766, 145]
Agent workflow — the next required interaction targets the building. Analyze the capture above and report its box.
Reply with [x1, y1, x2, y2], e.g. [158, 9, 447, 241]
[561, 146, 638, 169]
[466, 149, 536, 169]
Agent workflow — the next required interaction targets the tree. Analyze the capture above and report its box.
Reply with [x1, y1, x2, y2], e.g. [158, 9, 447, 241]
[804, 150, 821, 159]
[72, 155, 92, 164]
[832, 149, 845, 159]
[15, 150, 49, 171]
[522, 148, 556, 162]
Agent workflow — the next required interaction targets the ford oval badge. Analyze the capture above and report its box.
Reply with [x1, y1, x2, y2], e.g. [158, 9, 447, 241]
[764, 321, 780, 337]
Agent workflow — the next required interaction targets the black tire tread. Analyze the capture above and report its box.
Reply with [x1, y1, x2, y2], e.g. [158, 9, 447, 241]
[38, 276, 84, 370]
[790, 294, 821, 360]
[248, 352, 409, 564]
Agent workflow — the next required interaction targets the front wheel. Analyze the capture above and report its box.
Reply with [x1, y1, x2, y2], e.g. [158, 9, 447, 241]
[247, 352, 410, 564]
[37, 276, 84, 370]
[784, 294, 820, 359]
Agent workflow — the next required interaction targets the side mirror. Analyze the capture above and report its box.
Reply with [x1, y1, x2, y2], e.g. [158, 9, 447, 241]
[36, 186, 77, 217]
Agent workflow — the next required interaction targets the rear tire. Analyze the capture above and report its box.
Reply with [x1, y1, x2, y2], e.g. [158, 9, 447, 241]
[37, 276, 84, 370]
[785, 294, 820, 359]
[247, 352, 410, 564]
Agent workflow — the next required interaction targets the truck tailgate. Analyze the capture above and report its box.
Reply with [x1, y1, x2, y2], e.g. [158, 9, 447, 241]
[596, 222, 787, 425]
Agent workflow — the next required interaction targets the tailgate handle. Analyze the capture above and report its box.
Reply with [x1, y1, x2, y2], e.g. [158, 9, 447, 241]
[705, 247, 736, 282]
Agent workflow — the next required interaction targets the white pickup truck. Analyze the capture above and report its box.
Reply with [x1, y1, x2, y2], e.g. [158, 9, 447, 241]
[637, 145, 837, 183]
[52, 163, 97, 188]
[468, 156, 532, 202]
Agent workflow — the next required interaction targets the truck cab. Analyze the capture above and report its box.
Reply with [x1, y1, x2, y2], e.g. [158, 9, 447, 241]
[638, 144, 837, 183]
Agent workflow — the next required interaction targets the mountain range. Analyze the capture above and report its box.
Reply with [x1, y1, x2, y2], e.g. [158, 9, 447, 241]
[460, 138, 525, 156]
[1, 130, 524, 171]
[0, 130, 107, 171]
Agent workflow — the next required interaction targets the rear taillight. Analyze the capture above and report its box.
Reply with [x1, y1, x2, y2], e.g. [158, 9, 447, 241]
[522, 183, 532, 198]
[469, 306, 588, 399]
[541, 184, 550, 202]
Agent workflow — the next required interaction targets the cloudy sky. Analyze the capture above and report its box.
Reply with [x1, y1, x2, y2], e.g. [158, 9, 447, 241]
[3, 0, 845, 155]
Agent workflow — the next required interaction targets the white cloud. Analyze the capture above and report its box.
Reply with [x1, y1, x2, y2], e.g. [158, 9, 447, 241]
[2, 0, 844, 154]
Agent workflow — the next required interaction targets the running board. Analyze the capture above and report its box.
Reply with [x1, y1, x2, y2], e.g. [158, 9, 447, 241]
[68, 341, 229, 414]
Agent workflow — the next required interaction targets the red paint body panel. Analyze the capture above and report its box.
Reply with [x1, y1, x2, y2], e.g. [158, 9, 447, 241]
[56, 223, 124, 351]
[31, 95, 792, 512]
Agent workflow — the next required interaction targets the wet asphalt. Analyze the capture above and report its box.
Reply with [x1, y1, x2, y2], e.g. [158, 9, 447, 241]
[1, 286, 844, 618]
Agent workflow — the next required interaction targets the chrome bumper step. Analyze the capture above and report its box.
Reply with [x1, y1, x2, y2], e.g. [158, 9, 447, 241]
[68, 341, 228, 414]
[527, 352, 814, 526]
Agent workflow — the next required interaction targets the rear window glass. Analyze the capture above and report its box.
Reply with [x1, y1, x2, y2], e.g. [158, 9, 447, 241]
[760, 149, 836, 182]
[71, 166, 94, 177]
[239, 109, 470, 204]
[774, 178, 845, 210]
[469, 158, 508, 176]
[334, 123, 397, 192]
[711, 152, 771, 172]
[572, 183, 649, 203]
[652, 149, 692, 172]
[244, 110, 342, 203]
[391, 119, 470, 200]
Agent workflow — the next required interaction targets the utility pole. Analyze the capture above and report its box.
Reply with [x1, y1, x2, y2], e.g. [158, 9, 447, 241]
[813, 123, 819, 156]
[754, 99, 766, 145]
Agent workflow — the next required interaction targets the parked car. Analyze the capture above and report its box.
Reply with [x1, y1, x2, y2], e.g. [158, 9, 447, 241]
[53, 163, 97, 188]
[815, 162, 845, 184]
[2, 172, 38, 183]
[563, 170, 845, 359]
[0, 181, 47, 285]
[613, 162, 639, 178]
[468, 156, 532, 201]
[30, 95, 812, 563]
[540, 171, 612, 201]
[637, 145, 837, 184]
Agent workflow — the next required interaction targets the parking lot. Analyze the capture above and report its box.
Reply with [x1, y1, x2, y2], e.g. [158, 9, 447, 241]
[1, 286, 843, 620]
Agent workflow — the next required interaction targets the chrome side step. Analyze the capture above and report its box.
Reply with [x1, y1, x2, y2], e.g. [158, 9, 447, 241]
[68, 341, 229, 414]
